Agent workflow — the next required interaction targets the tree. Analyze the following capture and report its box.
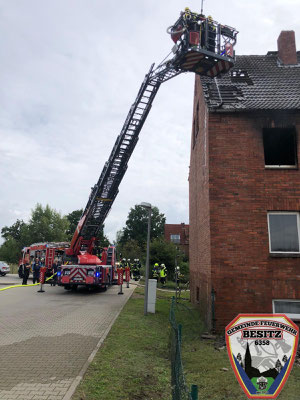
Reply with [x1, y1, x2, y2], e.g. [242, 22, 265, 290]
[1, 219, 26, 242]
[117, 239, 144, 262]
[66, 208, 110, 246]
[27, 204, 69, 243]
[66, 209, 83, 239]
[120, 205, 166, 247]
[0, 237, 21, 263]
[149, 238, 186, 279]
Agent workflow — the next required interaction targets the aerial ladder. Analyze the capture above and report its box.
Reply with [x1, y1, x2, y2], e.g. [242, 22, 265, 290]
[58, 10, 238, 289]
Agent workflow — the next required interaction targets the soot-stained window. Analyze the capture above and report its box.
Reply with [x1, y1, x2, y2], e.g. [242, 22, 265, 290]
[263, 127, 297, 167]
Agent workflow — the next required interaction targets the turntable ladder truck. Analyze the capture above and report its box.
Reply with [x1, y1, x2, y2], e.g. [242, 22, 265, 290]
[57, 11, 238, 290]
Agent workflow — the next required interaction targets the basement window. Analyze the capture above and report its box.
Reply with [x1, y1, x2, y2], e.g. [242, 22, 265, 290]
[263, 127, 297, 168]
[273, 300, 300, 320]
[268, 212, 300, 253]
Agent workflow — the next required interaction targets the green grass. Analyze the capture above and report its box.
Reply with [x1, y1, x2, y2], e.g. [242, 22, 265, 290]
[72, 288, 178, 400]
[72, 287, 300, 400]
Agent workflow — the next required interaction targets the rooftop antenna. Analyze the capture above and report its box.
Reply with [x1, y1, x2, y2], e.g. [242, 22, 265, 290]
[201, 0, 204, 14]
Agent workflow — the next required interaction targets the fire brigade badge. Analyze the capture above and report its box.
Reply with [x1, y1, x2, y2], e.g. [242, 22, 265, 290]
[225, 314, 299, 399]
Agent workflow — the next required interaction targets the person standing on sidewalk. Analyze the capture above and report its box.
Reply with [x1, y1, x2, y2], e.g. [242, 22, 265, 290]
[32, 258, 41, 284]
[51, 258, 59, 286]
[22, 263, 30, 285]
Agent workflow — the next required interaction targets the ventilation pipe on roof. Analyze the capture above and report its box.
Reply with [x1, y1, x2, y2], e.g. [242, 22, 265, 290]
[277, 31, 297, 65]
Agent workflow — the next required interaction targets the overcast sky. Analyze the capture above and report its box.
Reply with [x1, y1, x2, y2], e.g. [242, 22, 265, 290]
[0, 0, 299, 243]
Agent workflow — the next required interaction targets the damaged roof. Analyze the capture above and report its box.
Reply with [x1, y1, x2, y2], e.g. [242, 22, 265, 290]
[200, 52, 300, 111]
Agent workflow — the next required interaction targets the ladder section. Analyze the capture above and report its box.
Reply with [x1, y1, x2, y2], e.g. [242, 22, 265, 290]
[106, 247, 113, 265]
[74, 63, 182, 247]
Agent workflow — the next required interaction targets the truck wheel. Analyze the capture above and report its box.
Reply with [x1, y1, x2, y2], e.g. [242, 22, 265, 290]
[64, 286, 71, 290]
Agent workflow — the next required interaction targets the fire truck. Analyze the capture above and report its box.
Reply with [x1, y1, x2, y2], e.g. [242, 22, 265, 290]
[19, 242, 69, 278]
[23, 10, 238, 292]
[19, 241, 117, 288]
[56, 10, 238, 291]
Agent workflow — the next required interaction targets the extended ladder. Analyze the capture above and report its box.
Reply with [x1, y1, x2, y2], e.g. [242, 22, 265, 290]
[69, 62, 183, 254]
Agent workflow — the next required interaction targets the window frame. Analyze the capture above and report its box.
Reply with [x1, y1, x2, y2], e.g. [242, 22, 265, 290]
[272, 299, 300, 320]
[267, 212, 300, 254]
[263, 127, 298, 169]
[170, 234, 181, 244]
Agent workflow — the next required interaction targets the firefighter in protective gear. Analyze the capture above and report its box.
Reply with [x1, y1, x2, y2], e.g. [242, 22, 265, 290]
[120, 258, 126, 270]
[152, 263, 159, 280]
[159, 264, 167, 286]
[207, 15, 216, 52]
[132, 259, 140, 281]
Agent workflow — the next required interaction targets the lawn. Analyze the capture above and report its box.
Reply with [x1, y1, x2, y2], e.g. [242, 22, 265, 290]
[72, 286, 300, 400]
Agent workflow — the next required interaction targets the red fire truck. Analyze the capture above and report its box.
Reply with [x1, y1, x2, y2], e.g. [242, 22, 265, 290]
[21, 10, 238, 292]
[19, 242, 69, 279]
[57, 245, 117, 290]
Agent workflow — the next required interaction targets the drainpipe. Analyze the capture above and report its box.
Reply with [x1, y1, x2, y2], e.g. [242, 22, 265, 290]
[211, 287, 216, 333]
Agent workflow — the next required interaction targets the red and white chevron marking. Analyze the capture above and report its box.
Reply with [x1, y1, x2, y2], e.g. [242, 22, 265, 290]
[69, 267, 87, 280]
[207, 60, 231, 77]
[182, 52, 204, 69]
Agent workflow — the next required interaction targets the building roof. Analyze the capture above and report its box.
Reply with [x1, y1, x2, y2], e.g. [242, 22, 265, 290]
[200, 52, 300, 112]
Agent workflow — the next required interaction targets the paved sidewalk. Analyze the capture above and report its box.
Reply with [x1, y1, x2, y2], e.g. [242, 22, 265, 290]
[0, 282, 135, 400]
[0, 273, 22, 285]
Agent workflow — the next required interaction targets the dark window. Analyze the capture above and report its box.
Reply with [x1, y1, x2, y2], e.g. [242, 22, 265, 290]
[263, 128, 297, 167]
[273, 300, 300, 319]
[196, 286, 200, 302]
[268, 213, 300, 252]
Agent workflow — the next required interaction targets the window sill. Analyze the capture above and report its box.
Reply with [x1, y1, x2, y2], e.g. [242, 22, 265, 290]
[265, 166, 298, 170]
[269, 253, 300, 258]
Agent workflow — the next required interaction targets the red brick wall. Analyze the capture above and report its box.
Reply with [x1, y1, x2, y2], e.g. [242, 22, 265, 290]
[164, 223, 189, 256]
[190, 80, 300, 332]
[209, 112, 300, 332]
[277, 31, 297, 65]
[189, 75, 213, 328]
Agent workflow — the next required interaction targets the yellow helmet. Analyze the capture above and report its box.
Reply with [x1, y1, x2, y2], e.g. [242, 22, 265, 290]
[208, 15, 213, 21]
[185, 7, 190, 12]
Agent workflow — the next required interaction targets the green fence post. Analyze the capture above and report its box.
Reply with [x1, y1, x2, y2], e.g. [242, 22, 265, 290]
[190, 384, 198, 400]
[178, 324, 182, 344]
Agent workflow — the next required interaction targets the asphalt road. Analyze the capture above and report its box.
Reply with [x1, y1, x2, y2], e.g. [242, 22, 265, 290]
[0, 275, 134, 400]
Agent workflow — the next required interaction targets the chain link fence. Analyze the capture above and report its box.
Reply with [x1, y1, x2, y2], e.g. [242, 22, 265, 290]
[169, 297, 198, 400]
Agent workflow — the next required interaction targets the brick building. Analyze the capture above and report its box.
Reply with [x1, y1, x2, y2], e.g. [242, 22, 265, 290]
[164, 223, 189, 256]
[189, 31, 300, 332]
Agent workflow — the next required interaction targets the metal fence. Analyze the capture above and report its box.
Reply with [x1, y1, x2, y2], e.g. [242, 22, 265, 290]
[169, 297, 198, 400]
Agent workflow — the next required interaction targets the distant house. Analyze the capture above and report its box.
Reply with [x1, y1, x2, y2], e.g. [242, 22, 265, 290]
[189, 31, 300, 332]
[164, 223, 189, 256]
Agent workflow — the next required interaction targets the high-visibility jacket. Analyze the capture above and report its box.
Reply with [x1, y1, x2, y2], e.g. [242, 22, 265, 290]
[160, 268, 167, 278]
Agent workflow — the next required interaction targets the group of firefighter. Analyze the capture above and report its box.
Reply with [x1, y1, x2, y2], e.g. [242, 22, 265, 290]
[152, 263, 167, 287]
[20, 257, 60, 286]
[119, 258, 141, 281]
[118, 259, 168, 286]
[177, 7, 216, 53]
